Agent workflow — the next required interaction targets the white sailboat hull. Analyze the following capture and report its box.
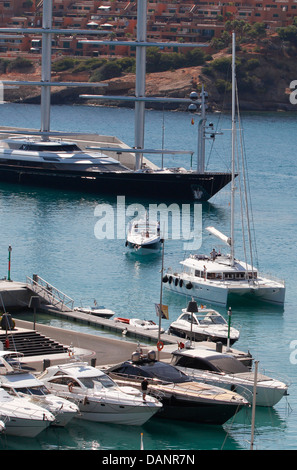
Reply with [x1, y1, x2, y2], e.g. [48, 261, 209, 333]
[164, 273, 285, 306]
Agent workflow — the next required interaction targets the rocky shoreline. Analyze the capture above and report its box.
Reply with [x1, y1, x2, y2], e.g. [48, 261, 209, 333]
[2, 54, 297, 112]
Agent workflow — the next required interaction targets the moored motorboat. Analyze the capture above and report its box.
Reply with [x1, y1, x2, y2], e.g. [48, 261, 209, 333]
[38, 361, 162, 425]
[0, 387, 55, 437]
[74, 301, 114, 319]
[106, 350, 249, 425]
[167, 301, 240, 345]
[170, 346, 289, 407]
[115, 317, 164, 332]
[0, 356, 79, 427]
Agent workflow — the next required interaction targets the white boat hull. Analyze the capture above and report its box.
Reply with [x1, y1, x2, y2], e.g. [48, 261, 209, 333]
[126, 240, 161, 255]
[164, 274, 285, 306]
[177, 368, 288, 407]
[1, 416, 52, 438]
[59, 394, 160, 425]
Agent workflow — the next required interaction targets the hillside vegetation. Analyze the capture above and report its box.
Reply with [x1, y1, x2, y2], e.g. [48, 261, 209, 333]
[2, 20, 297, 111]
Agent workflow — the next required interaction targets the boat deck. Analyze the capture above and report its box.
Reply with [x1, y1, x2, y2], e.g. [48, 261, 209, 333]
[0, 126, 159, 171]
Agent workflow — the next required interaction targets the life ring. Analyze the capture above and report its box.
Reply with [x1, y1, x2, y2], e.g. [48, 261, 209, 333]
[157, 341, 164, 351]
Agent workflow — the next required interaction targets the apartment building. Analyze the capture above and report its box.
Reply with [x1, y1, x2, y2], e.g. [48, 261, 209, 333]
[0, 1, 296, 56]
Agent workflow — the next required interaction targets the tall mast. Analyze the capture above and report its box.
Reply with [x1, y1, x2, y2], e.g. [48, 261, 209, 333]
[134, 0, 147, 170]
[230, 32, 236, 266]
[197, 85, 206, 174]
[41, 0, 52, 139]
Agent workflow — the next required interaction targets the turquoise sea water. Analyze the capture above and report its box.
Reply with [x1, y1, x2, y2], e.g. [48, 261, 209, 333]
[0, 103, 296, 451]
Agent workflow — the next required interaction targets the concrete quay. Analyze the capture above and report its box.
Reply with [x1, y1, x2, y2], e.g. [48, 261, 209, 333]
[8, 318, 252, 373]
[11, 318, 170, 373]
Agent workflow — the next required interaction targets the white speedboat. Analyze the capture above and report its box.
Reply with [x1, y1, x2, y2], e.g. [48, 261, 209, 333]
[163, 34, 285, 307]
[0, 387, 55, 437]
[74, 303, 114, 319]
[170, 346, 289, 407]
[115, 317, 164, 332]
[38, 361, 162, 425]
[168, 303, 240, 345]
[125, 212, 162, 255]
[0, 357, 79, 427]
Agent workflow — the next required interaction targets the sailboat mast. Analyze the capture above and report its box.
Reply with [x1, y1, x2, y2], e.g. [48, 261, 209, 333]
[197, 85, 206, 174]
[230, 32, 236, 266]
[41, 0, 52, 139]
[134, 0, 147, 170]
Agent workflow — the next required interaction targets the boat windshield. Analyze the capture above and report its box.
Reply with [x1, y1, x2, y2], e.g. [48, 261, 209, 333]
[18, 385, 50, 396]
[112, 361, 190, 384]
[206, 356, 248, 374]
[199, 312, 226, 325]
[19, 143, 81, 152]
[79, 374, 116, 389]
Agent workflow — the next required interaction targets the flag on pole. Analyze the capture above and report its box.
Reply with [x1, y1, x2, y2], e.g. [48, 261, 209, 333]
[155, 303, 169, 319]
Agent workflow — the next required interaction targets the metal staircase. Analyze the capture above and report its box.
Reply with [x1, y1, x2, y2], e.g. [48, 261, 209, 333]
[26, 275, 74, 312]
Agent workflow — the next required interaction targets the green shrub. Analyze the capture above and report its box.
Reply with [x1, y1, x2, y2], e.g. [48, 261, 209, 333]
[6, 57, 33, 72]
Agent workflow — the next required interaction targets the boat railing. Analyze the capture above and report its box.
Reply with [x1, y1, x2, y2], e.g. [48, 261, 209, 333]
[26, 275, 74, 312]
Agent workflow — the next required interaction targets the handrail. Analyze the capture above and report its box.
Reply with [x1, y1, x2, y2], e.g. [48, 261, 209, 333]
[26, 275, 74, 311]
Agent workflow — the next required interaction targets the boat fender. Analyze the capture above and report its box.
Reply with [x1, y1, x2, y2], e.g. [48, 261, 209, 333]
[125, 241, 128, 247]
[179, 279, 183, 287]
[174, 278, 179, 286]
[168, 276, 173, 284]
[186, 282, 193, 289]
[157, 341, 164, 351]
[162, 275, 168, 283]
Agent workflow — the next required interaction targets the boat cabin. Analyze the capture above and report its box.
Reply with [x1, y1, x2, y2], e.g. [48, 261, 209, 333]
[182, 255, 258, 281]
[171, 349, 249, 374]
[2, 138, 82, 152]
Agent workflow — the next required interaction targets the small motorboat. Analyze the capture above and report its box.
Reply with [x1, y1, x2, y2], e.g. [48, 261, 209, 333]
[170, 346, 289, 407]
[0, 356, 79, 427]
[115, 317, 164, 333]
[168, 301, 240, 345]
[125, 212, 162, 255]
[39, 361, 162, 426]
[0, 387, 55, 437]
[74, 303, 114, 319]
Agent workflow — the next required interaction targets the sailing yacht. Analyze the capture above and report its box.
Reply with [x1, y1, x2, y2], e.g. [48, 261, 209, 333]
[163, 33, 285, 307]
[0, 0, 232, 202]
